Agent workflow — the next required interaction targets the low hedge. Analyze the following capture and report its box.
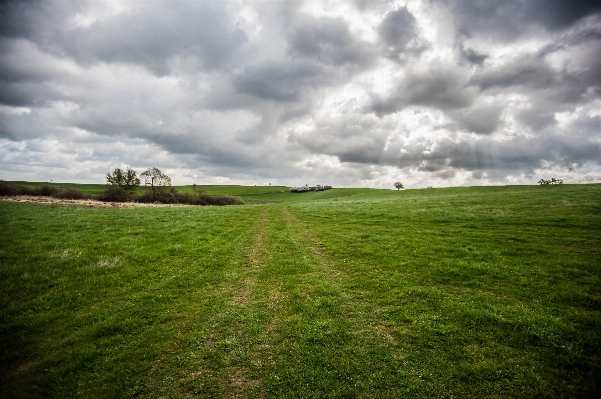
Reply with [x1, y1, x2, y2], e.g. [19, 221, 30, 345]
[1, 181, 244, 206]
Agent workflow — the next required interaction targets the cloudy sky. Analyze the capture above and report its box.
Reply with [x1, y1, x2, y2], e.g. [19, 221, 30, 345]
[1, 0, 600, 188]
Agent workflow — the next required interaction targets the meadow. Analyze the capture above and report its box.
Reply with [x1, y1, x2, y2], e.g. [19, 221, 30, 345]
[1, 183, 600, 398]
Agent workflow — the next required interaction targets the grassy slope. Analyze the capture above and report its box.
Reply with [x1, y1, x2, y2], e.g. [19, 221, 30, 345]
[1, 184, 600, 398]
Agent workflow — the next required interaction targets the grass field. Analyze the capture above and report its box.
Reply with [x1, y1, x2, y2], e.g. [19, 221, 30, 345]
[1, 184, 600, 398]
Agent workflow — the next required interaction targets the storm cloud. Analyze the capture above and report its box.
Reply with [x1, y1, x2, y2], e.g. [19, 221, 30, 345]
[1, 0, 600, 188]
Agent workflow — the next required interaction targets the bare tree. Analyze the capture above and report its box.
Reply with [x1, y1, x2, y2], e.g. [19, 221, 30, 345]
[140, 167, 171, 201]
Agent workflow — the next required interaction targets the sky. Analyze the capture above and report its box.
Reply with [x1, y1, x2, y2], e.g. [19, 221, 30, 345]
[1, 0, 600, 188]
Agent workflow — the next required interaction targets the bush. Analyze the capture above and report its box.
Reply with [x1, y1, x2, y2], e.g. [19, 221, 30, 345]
[0, 181, 244, 205]
[135, 190, 156, 203]
[38, 184, 59, 196]
[51, 188, 88, 200]
[134, 188, 243, 206]
[100, 185, 132, 202]
[210, 195, 244, 206]
[188, 193, 244, 206]
[170, 188, 194, 204]
[190, 193, 211, 206]
[172, 189, 243, 206]
[0, 181, 35, 196]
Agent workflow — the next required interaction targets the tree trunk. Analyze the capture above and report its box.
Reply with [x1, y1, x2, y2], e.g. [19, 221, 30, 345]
[151, 177, 156, 201]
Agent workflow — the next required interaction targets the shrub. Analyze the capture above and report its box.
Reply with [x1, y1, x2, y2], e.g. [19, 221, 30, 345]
[171, 189, 243, 206]
[135, 189, 179, 204]
[190, 194, 211, 206]
[208, 195, 244, 206]
[0, 181, 35, 196]
[134, 188, 243, 206]
[171, 188, 194, 204]
[38, 184, 59, 196]
[101, 185, 131, 202]
[51, 188, 87, 200]
[189, 193, 243, 206]
[135, 190, 156, 203]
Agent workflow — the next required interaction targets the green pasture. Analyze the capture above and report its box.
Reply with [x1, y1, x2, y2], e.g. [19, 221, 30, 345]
[1, 184, 600, 398]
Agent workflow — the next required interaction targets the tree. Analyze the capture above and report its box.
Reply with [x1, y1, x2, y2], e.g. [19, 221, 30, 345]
[394, 181, 405, 190]
[192, 184, 206, 194]
[140, 167, 171, 201]
[106, 167, 140, 191]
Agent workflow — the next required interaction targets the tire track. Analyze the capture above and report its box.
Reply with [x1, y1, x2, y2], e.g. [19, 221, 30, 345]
[280, 205, 403, 348]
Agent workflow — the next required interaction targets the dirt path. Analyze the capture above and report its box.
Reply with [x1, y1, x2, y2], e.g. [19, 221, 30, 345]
[0, 195, 181, 208]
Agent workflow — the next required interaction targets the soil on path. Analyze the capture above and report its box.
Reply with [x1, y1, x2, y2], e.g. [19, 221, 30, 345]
[0, 195, 178, 209]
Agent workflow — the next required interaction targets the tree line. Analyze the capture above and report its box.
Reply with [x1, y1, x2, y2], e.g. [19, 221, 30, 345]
[104, 167, 243, 205]
[0, 167, 244, 206]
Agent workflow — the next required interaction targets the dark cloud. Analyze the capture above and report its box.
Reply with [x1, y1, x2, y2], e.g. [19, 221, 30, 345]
[0, 0, 75, 39]
[473, 57, 558, 90]
[458, 44, 488, 65]
[515, 108, 557, 131]
[451, 102, 503, 134]
[378, 8, 416, 47]
[0, 82, 49, 107]
[524, 0, 601, 31]
[233, 59, 327, 102]
[235, 110, 281, 145]
[66, 3, 246, 75]
[370, 66, 478, 116]
[570, 39, 601, 87]
[437, 0, 601, 40]
[1, 1, 247, 76]
[0, 38, 68, 106]
[378, 7, 424, 60]
[537, 21, 601, 59]
[286, 16, 374, 67]
[289, 115, 388, 165]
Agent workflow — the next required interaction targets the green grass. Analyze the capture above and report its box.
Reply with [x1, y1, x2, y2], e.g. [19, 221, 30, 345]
[1, 184, 600, 398]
